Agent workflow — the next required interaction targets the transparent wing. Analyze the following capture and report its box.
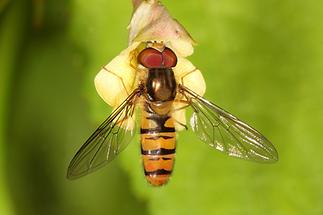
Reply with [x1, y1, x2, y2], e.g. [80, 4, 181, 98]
[179, 85, 278, 162]
[67, 89, 140, 179]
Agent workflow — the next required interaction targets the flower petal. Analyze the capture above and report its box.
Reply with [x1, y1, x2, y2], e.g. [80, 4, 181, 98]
[174, 57, 206, 97]
[94, 43, 139, 107]
[128, 0, 196, 57]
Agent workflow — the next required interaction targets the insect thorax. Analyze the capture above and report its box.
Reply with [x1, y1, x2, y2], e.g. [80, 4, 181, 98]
[146, 68, 177, 102]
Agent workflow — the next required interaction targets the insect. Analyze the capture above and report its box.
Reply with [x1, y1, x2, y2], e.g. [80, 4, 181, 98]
[67, 42, 278, 186]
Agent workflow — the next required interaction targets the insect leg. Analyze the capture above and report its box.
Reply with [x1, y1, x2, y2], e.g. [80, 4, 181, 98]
[173, 99, 190, 112]
[173, 119, 188, 130]
[172, 99, 190, 130]
[180, 68, 198, 86]
[102, 67, 130, 95]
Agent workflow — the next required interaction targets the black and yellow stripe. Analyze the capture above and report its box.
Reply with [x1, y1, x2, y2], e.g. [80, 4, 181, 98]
[140, 104, 176, 186]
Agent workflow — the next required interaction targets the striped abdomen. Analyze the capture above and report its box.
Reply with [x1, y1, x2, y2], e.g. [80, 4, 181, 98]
[140, 105, 176, 186]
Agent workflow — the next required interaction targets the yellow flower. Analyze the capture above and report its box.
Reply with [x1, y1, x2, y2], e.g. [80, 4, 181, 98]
[94, 0, 206, 130]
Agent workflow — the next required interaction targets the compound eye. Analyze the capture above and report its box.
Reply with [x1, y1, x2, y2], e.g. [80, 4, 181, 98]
[162, 48, 177, 68]
[138, 48, 163, 68]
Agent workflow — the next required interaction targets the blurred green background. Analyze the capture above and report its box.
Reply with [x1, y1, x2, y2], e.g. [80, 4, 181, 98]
[1, 0, 323, 214]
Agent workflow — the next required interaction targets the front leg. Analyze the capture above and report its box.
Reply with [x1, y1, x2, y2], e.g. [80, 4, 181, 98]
[173, 57, 206, 97]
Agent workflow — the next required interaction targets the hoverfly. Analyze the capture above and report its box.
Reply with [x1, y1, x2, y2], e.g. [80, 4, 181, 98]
[67, 41, 278, 186]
